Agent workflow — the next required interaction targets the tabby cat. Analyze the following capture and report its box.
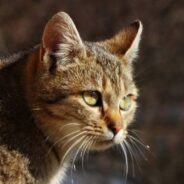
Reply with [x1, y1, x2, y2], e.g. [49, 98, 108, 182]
[0, 12, 142, 184]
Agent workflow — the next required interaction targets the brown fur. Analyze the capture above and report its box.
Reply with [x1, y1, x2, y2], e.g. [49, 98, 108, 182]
[0, 146, 35, 184]
[0, 12, 142, 184]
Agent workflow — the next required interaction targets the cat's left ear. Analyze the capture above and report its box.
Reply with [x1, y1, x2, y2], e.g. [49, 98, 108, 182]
[40, 12, 85, 69]
[102, 21, 143, 63]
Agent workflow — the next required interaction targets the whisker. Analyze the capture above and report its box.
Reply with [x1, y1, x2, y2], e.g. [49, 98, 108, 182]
[59, 123, 81, 132]
[62, 131, 86, 148]
[80, 136, 94, 169]
[70, 135, 88, 183]
[72, 136, 89, 165]
[86, 136, 97, 161]
[128, 130, 152, 157]
[128, 135, 151, 153]
[124, 140, 135, 176]
[128, 130, 147, 145]
[61, 135, 86, 164]
[126, 139, 144, 174]
[120, 142, 129, 182]
[80, 136, 93, 158]
[72, 136, 91, 169]
[59, 130, 81, 143]
[127, 135, 149, 161]
[46, 130, 82, 157]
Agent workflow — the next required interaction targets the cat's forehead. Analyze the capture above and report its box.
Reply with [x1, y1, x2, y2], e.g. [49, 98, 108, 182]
[85, 41, 122, 71]
[85, 42, 130, 85]
[84, 42, 127, 92]
[53, 42, 132, 95]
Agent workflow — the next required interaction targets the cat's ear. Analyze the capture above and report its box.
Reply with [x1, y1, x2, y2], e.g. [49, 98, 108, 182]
[40, 12, 85, 69]
[103, 21, 143, 63]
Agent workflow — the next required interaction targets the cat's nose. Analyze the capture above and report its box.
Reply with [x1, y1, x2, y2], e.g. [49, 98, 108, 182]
[107, 122, 121, 135]
[105, 109, 122, 135]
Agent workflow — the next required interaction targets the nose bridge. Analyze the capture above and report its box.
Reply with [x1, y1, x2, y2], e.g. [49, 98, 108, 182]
[102, 76, 121, 110]
[104, 108, 122, 128]
[102, 77, 123, 133]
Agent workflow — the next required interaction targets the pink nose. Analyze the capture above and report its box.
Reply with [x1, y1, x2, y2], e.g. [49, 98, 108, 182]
[107, 122, 121, 135]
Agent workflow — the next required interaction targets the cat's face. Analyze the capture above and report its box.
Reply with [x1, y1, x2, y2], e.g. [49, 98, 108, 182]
[26, 12, 142, 158]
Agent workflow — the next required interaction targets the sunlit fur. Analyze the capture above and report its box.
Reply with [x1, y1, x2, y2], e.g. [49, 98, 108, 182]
[0, 12, 143, 184]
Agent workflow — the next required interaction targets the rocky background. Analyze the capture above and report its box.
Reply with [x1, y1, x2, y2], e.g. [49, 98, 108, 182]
[0, 0, 184, 184]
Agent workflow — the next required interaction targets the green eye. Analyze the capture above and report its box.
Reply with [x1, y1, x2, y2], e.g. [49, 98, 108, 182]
[120, 95, 132, 111]
[82, 91, 100, 107]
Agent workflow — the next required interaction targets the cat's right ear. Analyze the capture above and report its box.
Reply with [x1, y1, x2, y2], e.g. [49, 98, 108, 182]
[40, 12, 85, 71]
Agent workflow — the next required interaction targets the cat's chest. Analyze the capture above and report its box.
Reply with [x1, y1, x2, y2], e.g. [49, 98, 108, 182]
[49, 163, 69, 184]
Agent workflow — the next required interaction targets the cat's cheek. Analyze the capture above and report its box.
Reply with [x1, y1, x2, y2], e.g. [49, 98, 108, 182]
[120, 104, 137, 125]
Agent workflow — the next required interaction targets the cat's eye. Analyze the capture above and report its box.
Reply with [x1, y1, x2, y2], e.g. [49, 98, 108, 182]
[82, 91, 101, 107]
[120, 95, 132, 111]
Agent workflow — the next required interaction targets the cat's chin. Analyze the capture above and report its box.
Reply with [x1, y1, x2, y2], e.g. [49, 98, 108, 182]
[89, 129, 127, 151]
[90, 140, 114, 151]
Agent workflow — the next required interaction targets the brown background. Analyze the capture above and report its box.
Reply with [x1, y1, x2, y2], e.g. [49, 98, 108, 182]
[0, 0, 184, 184]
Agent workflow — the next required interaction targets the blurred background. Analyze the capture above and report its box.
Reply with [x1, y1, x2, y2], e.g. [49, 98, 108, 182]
[0, 0, 183, 184]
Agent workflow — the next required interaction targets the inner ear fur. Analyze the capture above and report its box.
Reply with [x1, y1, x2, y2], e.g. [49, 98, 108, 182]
[40, 12, 85, 66]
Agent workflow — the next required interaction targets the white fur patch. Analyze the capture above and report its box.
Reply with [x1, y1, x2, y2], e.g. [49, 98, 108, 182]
[114, 129, 127, 144]
[49, 163, 69, 184]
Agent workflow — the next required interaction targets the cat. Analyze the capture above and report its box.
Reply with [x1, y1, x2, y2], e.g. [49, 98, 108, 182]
[0, 12, 142, 184]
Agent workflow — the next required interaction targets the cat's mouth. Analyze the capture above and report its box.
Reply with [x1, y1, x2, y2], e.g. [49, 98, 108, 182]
[101, 129, 127, 144]
[92, 139, 114, 150]
[91, 129, 127, 150]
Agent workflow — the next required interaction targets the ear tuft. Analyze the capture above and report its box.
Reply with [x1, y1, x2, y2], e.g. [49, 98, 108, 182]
[102, 20, 143, 63]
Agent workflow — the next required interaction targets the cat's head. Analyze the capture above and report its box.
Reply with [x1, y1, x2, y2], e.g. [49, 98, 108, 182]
[26, 12, 142, 158]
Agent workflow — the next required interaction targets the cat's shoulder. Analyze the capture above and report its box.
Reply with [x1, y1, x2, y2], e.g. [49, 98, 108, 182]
[0, 45, 39, 70]
[0, 145, 36, 184]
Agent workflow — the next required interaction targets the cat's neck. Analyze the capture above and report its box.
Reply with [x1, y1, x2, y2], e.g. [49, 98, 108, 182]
[22, 47, 72, 183]
[0, 47, 69, 183]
